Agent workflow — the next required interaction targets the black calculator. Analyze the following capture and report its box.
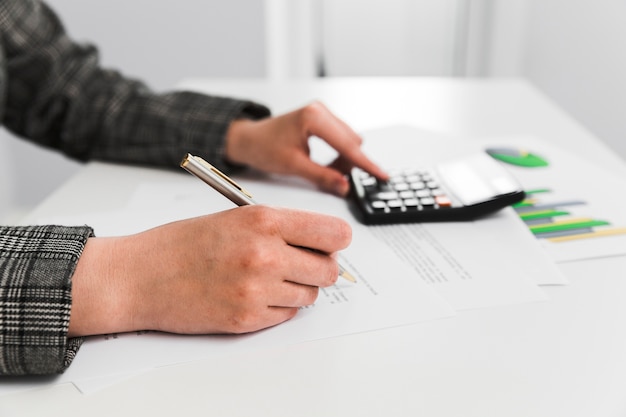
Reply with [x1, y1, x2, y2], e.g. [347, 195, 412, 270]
[348, 152, 525, 224]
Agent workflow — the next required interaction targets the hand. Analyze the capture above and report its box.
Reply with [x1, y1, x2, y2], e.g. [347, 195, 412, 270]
[225, 101, 388, 196]
[68, 205, 352, 337]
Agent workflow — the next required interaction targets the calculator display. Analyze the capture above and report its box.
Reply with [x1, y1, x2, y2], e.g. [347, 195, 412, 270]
[348, 152, 525, 224]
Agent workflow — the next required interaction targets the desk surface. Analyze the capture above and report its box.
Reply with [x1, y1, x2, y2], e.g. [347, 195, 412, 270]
[3, 78, 626, 417]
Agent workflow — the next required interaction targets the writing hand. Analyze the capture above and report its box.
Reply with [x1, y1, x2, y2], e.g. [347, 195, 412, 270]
[68, 205, 351, 336]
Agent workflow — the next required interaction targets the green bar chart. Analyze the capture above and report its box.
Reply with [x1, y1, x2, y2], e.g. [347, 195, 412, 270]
[514, 189, 626, 243]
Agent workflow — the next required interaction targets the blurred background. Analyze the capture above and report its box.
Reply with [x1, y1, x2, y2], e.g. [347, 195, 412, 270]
[2, 0, 625, 222]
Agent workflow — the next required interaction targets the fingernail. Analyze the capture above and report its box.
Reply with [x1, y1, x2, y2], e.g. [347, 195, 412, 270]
[334, 179, 349, 196]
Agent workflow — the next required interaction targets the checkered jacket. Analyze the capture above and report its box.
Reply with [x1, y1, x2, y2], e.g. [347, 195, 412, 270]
[0, 0, 269, 375]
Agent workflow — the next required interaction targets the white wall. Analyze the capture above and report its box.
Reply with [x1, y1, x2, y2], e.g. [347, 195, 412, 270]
[321, 0, 626, 162]
[48, 0, 267, 89]
[522, 0, 626, 160]
[322, 0, 460, 76]
[483, 0, 626, 161]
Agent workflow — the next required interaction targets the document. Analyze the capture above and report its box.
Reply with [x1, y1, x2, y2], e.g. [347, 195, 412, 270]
[369, 220, 548, 310]
[1, 125, 560, 396]
[247, 176, 548, 311]
[354, 125, 566, 286]
[2, 174, 455, 396]
[478, 136, 626, 263]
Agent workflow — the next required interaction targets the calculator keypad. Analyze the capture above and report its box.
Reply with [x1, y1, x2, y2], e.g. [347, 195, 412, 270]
[348, 153, 527, 224]
[355, 168, 457, 214]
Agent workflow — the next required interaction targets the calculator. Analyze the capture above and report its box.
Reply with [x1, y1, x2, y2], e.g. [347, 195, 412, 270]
[348, 152, 525, 224]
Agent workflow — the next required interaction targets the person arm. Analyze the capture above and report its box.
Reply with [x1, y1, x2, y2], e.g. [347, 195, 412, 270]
[0, 0, 270, 376]
[0, 0, 379, 376]
[2, 0, 387, 194]
[1, 0, 269, 172]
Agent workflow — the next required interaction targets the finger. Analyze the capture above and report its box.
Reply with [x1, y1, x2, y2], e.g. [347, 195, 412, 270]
[231, 306, 299, 334]
[287, 153, 351, 196]
[280, 245, 340, 288]
[302, 103, 389, 180]
[275, 208, 352, 254]
[267, 280, 321, 308]
[328, 155, 356, 176]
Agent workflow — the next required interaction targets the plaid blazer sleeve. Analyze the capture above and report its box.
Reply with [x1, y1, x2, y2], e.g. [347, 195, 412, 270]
[0, 225, 93, 376]
[1, 0, 270, 173]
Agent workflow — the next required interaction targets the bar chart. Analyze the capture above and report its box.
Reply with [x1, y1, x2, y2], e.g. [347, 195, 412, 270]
[514, 189, 626, 243]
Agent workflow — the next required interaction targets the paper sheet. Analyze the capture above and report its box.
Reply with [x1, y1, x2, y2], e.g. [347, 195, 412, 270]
[1, 176, 455, 396]
[477, 136, 626, 263]
[356, 125, 566, 286]
[246, 177, 548, 311]
[1, 125, 561, 396]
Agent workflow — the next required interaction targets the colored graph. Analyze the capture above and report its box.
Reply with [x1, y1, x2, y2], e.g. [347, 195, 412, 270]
[514, 189, 626, 243]
[486, 147, 549, 167]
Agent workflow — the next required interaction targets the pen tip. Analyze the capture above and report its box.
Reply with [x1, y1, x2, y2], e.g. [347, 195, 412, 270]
[340, 269, 357, 283]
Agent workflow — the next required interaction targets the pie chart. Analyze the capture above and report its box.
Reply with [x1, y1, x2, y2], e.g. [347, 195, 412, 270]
[485, 147, 549, 167]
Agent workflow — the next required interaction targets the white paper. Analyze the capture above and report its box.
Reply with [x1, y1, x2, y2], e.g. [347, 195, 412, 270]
[357, 125, 566, 285]
[240, 175, 548, 310]
[477, 136, 626, 263]
[2, 176, 454, 396]
[2, 125, 564, 396]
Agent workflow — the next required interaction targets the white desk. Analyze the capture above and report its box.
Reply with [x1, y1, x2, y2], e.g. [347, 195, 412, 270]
[3, 78, 626, 416]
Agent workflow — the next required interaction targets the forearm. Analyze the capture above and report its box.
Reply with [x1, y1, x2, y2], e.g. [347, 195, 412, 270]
[0, 0, 270, 172]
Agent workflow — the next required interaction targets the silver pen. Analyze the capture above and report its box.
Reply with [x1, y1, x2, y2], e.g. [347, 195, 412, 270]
[180, 153, 356, 283]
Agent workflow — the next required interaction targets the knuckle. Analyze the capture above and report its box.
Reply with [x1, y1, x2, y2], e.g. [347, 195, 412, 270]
[231, 279, 261, 305]
[227, 309, 259, 334]
[225, 284, 264, 333]
[247, 205, 280, 233]
[239, 241, 275, 272]
[300, 101, 327, 123]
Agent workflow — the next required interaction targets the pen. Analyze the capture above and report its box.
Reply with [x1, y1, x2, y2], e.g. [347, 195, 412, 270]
[180, 153, 356, 283]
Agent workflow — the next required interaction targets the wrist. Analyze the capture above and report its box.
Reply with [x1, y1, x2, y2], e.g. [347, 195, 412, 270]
[224, 118, 256, 166]
[68, 237, 141, 337]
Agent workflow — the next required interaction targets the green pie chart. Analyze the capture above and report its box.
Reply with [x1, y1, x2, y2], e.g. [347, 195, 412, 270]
[486, 147, 549, 167]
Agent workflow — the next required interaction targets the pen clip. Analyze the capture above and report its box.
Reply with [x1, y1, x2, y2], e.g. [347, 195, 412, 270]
[182, 154, 254, 199]
[206, 162, 254, 199]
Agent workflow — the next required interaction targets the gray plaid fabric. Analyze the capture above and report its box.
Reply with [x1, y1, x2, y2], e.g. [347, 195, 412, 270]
[0, 226, 92, 375]
[0, 0, 270, 375]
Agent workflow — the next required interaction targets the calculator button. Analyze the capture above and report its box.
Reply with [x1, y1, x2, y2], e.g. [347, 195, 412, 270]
[403, 198, 419, 207]
[361, 177, 377, 187]
[387, 199, 403, 209]
[430, 188, 445, 196]
[426, 181, 439, 189]
[370, 201, 387, 210]
[399, 190, 415, 199]
[410, 181, 426, 190]
[420, 197, 436, 206]
[435, 196, 452, 207]
[393, 183, 409, 192]
[373, 191, 399, 200]
[415, 189, 431, 198]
